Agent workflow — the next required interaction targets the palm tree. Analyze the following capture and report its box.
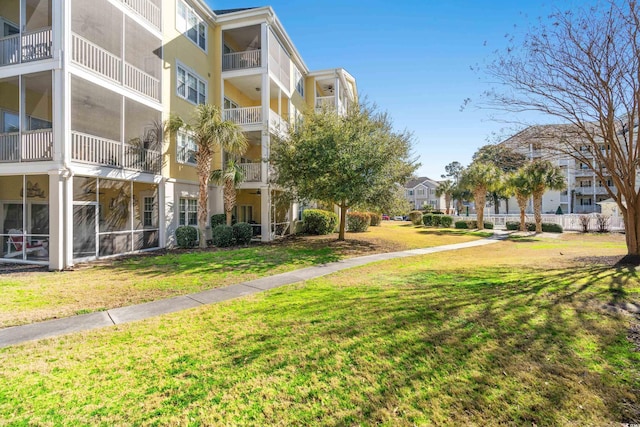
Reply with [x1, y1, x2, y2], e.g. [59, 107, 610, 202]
[524, 160, 566, 233]
[460, 161, 502, 230]
[436, 179, 454, 214]
[169, 105, 247, 248]
[211, 159, 245, 226]
[506, 169, 534, 232]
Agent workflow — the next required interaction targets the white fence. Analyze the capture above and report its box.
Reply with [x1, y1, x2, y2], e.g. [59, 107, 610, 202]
[452, 213, 625, 232]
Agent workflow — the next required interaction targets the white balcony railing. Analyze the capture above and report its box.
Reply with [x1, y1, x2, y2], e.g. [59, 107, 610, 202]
[0, 133, 20, 162]
[223, 107, 262, 125]
[239, 163, 261, 182]
[71, 33, 160, 102]
[118, 0, 161, 30]
[315, 96, 335, 110]
[269, 109, 288, 136]
[0, 27, 52, 67]
[222, 50, 261, 71]
[72, 131, 160, 174]
[72, 33, 122, 83]
[124, 63, 160, 101]
[22, 130, 53, 161]
[0, 130, 53, 162]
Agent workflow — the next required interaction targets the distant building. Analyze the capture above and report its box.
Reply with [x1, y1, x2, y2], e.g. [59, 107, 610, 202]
[404, 177, 445, 211]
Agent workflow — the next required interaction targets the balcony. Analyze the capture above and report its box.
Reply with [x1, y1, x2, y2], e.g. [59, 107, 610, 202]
[118, 0, 161, 31]
[0, 130, 53, 162]
[315, 96, 335, 110]
[71, 131, 161, 174]
[239, 163, 261, 182]
[0, 28, 52, 67]
[71, 33, 160, 102]
[222, 50, 261, 71]
[223, 106, 262, 126]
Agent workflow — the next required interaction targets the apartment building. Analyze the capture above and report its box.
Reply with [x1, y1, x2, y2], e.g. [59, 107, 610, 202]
[499, 125, 615, 215]
[0, 0, 357, 270]
[404, 177, 445, 212]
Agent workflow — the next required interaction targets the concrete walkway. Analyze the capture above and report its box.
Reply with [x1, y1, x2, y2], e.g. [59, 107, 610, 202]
[0, 233, 507, 348]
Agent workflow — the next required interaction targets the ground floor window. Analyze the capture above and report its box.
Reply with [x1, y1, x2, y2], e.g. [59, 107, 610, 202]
[179, 198, 198, 226]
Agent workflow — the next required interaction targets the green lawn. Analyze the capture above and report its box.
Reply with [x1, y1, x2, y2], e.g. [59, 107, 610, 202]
[0, 233, 638, 425]
[0, 223, 484, 328]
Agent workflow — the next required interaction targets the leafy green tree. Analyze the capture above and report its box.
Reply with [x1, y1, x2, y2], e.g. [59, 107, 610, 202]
[211, 159, 245, 226]
[271, 104, 418, 240]
[485, 0, 640, 258]
[523, 160, 565, 233]
[169, 105, 247, 248]
[506, 169, 534, 232]
[460, 161, 502, 230]
[435, 180, 454, 214]
[473, 144, 527, 213]
[441, 161, 464, 183]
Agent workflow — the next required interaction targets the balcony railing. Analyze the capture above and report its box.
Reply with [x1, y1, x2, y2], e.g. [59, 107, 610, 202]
[71, 131, 160, 174]
[315, 96, 335, 109]
[71, 33, 160, 102]
[223, 106, 262, 125]
[0, 130, 53, 162]
[118, 0, 161, 31]
[269, 109, 288, 136]
[0, 27, 52, 67]
[222, 50, 261, 71]
[239, 163, 261, 182]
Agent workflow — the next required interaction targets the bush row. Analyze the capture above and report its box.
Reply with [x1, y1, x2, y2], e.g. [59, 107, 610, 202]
[505, 221, 563, 233]
[422, 214, 453, 228]
[175, 222, 254, 249]
[454, 220, 494, 229]
[347, 212, 371, 232]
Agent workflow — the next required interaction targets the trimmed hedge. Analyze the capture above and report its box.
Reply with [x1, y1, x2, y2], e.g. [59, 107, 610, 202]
[175, 226, 198, 248]
[303, 209, 338, 235]
[440, 216, 453, 228]
[347, 211, 371, 232]
[212, 224, 234, 247]
[506, 221, 563, 233]
[210, 214, 226, 228]
[233, 222, 253, 245]
[455, 220, 493, 229]
[409, 210, 423, 225]
[368, 212, 382, 226]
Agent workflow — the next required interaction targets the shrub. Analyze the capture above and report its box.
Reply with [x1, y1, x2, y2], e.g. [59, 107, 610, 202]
[506, 221, 520, 231]
[303, 209, 338, 235]
[542, 222, 563, 233]
[596, 214, 610, 233]
[423, 214, 434, 227]
[368, 212, 382, 226]
[432, 215, 442, 227]
[347, 211, 371, 232]
[455, 220, 469, 229]
[210, 214, 226, 228]
[409, 210, 423, 225]
[484, 222, 494, 229]
[212, 224, 234, 247]
[578, 215, 591, 233]
[232, 222, 253, 245]
[175, 226, 198, 248]
[440, 216, 453, 228]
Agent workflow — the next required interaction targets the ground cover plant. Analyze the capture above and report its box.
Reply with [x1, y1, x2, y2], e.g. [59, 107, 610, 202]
[0, 233, 638, 425]
[0, 222, 484, 328]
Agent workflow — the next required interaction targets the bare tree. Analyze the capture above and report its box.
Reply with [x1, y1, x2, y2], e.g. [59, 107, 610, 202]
[486, 0, 640, 259]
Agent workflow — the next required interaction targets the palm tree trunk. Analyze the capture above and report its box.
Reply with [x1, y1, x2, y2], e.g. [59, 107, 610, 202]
[516, 194, 528, 232]
[533, 190, 543, 233]
[196, 150, 213, 248]
[445, 195, 451, 214]
[474, 188, 486, 230]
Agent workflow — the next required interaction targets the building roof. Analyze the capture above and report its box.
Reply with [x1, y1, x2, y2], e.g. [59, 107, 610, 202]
[405, 177, 440, 189]
[213, 8, 259, 15]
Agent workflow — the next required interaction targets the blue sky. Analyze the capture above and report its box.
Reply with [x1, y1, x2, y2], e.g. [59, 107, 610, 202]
[208, 0, 573, 179]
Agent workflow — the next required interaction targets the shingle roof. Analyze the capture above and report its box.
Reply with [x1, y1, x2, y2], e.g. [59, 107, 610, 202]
[405, 177, 439, 189]
[214, 7, 259, 15]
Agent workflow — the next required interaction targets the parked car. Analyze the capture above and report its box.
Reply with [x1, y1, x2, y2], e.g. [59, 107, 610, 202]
[393, 216, 404, 221]
[382, 214, 390, 220]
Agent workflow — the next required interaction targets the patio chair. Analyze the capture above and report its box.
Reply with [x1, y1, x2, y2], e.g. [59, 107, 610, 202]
[5, 231, 46, 258]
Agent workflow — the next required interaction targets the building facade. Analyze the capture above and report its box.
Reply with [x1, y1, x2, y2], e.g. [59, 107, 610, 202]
[404, 177, 445, 212]
[0, 0, 357, 270]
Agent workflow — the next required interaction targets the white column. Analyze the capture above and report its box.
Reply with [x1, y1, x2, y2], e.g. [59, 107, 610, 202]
[261, 69, 270, 185]
[260, 188, 271, 242]
[164, 180, 175, 247]
[158, 178, 166, 248]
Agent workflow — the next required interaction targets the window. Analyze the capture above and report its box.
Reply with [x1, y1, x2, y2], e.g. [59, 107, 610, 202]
[579, 162, 590, 170]
[176, 64, 206, 105]
[408, 190, 414, 196]
[224, 97, 239, 109]
[179, 198, 198, 226]
[294, 66, 304, 96]
[177, 130, 196, 165]
[143, 197, 155, 227]
[2, 111, 19, 132]
[580, 180, 591, 187]
[580, 198, 592, 206]
[177, 0, 207, 50]
[416, 188, 425, 196]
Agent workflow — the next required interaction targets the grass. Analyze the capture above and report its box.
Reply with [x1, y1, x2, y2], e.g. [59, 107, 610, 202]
[0, 232, 638, 425]
[0, 222, 483, 328]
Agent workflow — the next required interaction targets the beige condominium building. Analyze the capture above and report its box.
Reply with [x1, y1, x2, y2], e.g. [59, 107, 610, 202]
[0, 0, 357, 270]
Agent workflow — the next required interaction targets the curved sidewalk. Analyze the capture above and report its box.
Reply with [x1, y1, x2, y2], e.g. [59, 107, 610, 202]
[0, 233, 507, 348]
